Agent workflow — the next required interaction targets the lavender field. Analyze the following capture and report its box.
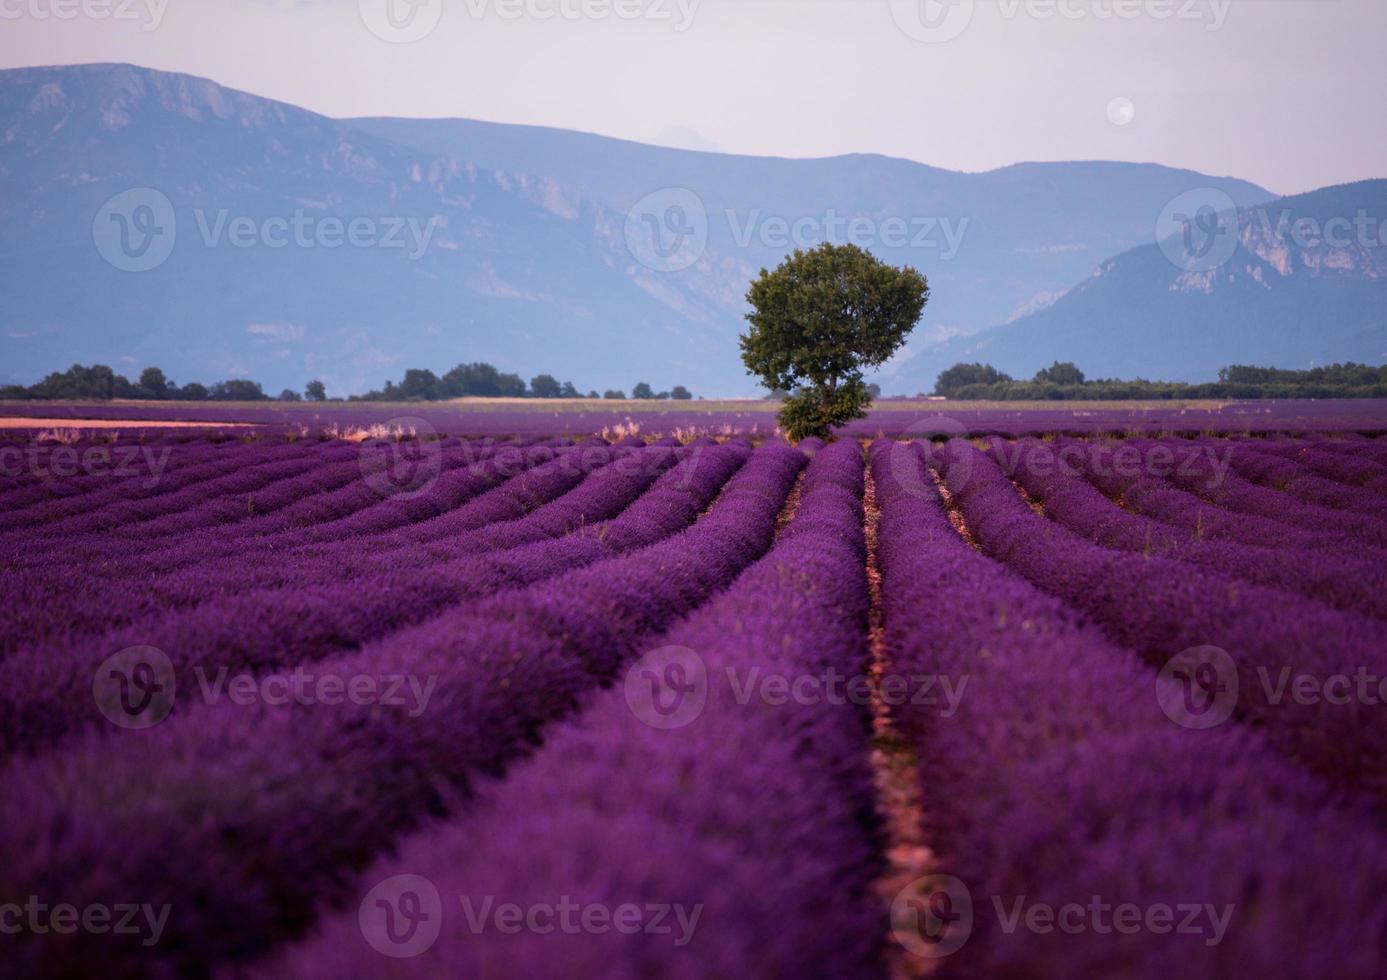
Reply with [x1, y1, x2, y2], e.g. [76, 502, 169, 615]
[7, 397, 1387, 440]
[3, 414, 1387, 978]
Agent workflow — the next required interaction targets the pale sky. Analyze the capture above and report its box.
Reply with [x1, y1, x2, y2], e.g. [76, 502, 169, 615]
[2, 0, 1383, 195]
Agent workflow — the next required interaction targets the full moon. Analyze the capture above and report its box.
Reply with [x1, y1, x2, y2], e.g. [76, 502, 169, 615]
[1107, 97, 1137, 126]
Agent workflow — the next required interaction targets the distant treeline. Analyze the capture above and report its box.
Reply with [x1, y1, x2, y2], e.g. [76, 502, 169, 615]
[934, 362, 1387, 400]
[0, 365, 295, 403]
[353, 364, 693, 402]
[0, 363, 694, 403]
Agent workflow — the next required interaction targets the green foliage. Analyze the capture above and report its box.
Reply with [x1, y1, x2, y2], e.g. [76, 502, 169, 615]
[1034, 361, 1086, 385]
[934, 362, 1013, 397]
[5, 360, 692, 406]
[397, 369, 442, 401]
[0, 365, 252, 402]
[741, 243, 927, 439]
[631, 382, 655, 400]
[529, 374, 563, 399]
[939, 361, 1387, 400]
[778, 378, 874, 439]
[602, 389, 627, 400]
[434, 362, 526, 399]
[209, 380, 268, 402]
[139, 367, 171, 399]
[670, 386, 693, 401]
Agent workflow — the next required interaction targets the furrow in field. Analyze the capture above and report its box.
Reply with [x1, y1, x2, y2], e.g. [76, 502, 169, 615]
[0, 441, 583, 654]
[0, 441, 802, 976]
[1224, 441, 1387, 519]
[1055, 436, 1384, 558]
[869, 440, 1387, 979]
[0, 443, 716, 754]
[928, 438, 1387, 810]
[1129, 438, 1387, 549]
[260, 440, 884, 979]
[993, 438, 1387, 619]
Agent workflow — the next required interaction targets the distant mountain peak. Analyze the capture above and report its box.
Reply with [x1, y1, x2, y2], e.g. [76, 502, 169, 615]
[3, 61, 1319, 396]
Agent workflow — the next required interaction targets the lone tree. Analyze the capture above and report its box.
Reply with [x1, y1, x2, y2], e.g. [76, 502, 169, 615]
[740, 243, 927, 440]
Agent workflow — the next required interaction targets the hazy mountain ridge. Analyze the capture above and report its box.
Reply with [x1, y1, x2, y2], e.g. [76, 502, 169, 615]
[894, 179, 1387, 389]
[2, 62, 1291, 396]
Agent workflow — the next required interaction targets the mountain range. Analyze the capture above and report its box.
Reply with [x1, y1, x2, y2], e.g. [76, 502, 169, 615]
[2, 63, 1380, 396]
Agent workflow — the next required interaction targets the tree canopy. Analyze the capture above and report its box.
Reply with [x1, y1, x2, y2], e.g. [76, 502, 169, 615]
[741, 243, 928, 439]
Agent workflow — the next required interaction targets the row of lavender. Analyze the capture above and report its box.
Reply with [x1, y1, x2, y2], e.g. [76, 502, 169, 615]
[873, 440, 1387, 977]
[0, 438, 819, 973]
[249, 433, 1387, 976]
[3, 427, 1386, 975]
